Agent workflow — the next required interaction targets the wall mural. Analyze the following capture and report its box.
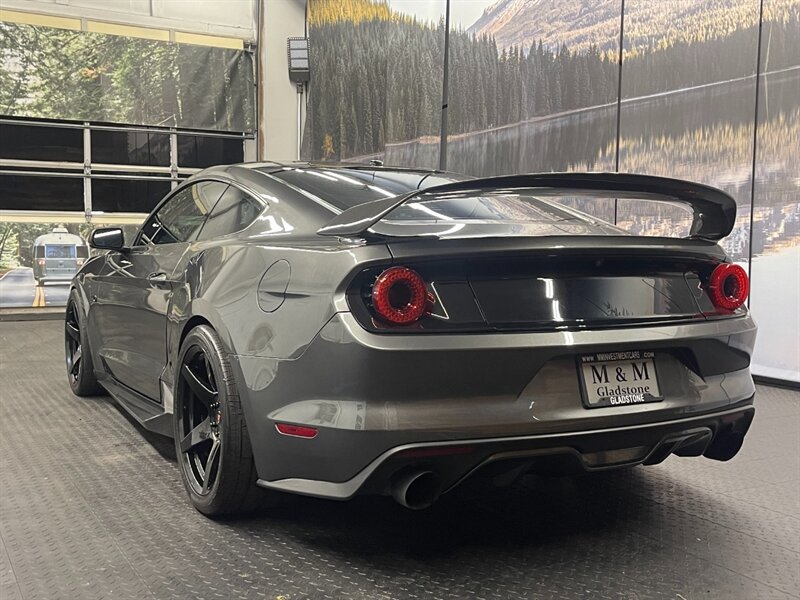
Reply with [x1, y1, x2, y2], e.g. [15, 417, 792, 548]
[0, 22, 255, 132]
[304, 0, 799, 381]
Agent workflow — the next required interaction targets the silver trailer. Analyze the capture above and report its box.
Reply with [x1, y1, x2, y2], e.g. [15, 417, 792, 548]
[33, 227, 88, 285]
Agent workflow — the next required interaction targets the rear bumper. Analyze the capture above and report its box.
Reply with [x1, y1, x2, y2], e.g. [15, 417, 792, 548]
[257, 403, 755, 500]
[38, 274, 75, 282]
[233, 312, 757, 488]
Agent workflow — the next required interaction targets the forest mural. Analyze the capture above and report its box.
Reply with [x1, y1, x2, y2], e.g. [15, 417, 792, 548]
[0, 22, 255, 132]
[304, 0, 798, 161]
[304, 0, 799, 381]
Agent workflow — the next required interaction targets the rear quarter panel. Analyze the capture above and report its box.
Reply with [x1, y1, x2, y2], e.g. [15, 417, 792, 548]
[165, 237, 392, 389]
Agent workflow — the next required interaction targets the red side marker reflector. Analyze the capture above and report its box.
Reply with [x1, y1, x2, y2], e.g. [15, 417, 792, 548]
[275, 423, 318, 438]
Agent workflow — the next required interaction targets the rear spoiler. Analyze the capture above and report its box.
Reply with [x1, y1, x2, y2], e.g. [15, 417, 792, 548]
[316, 172, 737, 241]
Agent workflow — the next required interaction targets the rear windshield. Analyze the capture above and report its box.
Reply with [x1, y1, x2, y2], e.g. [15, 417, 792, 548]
[385, 189, 601, 223]
[266, 167, 468, 211]
[268, 168, 413, 211]
[364, 187, 695, 238]
[45, 244, 76, 258]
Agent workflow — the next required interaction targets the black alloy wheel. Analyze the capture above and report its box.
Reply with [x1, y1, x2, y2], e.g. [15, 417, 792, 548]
[65, 301, 82, 384]
[174, 326, 273, 516]
[177, 345, 223, 496]
[65, 293, 102, 396]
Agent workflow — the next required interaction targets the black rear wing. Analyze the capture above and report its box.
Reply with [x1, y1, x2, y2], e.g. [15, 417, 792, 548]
[317, 172, 737, 241]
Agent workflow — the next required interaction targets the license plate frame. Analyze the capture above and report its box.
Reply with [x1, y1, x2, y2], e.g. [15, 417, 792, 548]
[576, 350, 664, 409]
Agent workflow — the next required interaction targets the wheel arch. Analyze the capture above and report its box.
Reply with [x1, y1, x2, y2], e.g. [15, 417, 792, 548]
[68, 281, 90, 319]
[179, 315, 214, 351]
[168, 299, 237, 382]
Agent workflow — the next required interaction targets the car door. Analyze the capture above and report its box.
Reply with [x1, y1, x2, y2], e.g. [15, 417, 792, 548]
[89, 180, 227, 402]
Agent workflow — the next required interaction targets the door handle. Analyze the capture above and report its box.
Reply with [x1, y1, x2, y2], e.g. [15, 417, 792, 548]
[147, 272, 168, 282]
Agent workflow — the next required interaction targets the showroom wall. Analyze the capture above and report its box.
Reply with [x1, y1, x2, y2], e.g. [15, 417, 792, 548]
[0, 3, 259, 309]
[303, 0, 800, 382]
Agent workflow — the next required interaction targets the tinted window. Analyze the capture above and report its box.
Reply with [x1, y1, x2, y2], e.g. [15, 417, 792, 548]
[177, 135, 243, 168]
[266, 168, 433, 211]
[197, 186, 262, 240]
[386, 190, 606, 223]
[92, 179, 172, 213]
[0, 175, 84, 211]
[45, 245, 76, 258]
[138, 181, 227, 245]
[0, 123, 83, 162]
[91, 130, 170, 166]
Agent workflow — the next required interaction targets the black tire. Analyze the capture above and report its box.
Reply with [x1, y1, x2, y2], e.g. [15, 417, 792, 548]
[65, 290, 104, 396]
[174, 325, 274, 517]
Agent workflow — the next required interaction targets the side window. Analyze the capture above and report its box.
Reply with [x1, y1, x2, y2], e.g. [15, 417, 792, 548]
[137, 180, 227, 245]
[196, 185, 264, 241]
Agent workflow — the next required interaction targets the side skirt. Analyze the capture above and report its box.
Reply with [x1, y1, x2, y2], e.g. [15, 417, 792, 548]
[99, 374, 174, 438]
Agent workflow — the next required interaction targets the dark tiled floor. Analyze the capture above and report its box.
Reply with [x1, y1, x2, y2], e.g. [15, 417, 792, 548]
[0, 321, 798, 600]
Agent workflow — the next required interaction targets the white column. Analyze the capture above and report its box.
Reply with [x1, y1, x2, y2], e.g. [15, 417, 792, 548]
[257, 0, 307, 160]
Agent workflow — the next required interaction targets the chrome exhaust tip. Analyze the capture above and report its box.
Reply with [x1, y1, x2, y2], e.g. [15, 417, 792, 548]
[391, 469, 440, 510]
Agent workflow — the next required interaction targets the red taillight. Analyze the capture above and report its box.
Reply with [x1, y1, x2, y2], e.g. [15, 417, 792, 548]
[37, 259, 46, 266]
[275, 423, 318, 438]
[371, 266, 428, 325]
[707, 263, 749, 311]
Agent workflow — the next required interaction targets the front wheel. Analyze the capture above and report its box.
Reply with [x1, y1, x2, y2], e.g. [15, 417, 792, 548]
[174, 325, 274, 516]
[65, 291, 103, 396]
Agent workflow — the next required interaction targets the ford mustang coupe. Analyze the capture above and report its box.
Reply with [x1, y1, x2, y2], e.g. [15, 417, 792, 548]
[65, 163, 756, 516]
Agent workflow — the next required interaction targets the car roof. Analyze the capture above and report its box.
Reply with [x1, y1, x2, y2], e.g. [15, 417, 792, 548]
[197, 161, 471, 214]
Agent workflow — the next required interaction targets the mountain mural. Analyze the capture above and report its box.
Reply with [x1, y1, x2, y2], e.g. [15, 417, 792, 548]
[467, 0, 799, 54]
[304, 0, 799, 162]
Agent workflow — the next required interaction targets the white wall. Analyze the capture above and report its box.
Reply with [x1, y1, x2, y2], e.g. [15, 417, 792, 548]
[258, 0, 306, 160]
[2, 0, 257, 39]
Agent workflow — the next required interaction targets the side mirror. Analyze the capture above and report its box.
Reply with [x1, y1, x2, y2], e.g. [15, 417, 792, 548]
[89, 228, 126, 251]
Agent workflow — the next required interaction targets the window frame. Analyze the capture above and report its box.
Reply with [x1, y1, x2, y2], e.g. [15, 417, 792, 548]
[0, 117, 252, 218]
[195, 183, 267, 241]
[133, 176, 266, 247]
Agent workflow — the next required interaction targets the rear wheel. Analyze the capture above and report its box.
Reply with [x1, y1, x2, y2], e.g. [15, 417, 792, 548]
[174, 325, 273, 516]
[65, 291, 103, 396]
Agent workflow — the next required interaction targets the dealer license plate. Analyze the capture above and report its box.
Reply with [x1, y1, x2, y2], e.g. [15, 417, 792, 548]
[577, 350, 663, 408]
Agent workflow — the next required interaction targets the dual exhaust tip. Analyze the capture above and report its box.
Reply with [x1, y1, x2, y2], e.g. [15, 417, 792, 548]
[391, 469, 441, 510]
[389, 429, 748, 509]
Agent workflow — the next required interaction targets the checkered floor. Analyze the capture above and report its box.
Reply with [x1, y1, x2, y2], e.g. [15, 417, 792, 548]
[1, 320, 798, 599]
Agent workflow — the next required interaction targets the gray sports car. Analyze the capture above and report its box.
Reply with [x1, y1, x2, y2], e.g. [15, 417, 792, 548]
[65, 163, 756, 516]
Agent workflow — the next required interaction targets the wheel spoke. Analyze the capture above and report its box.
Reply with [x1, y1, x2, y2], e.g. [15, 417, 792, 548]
[181, 364, 217, 405]
[203, 355, 216, 390]
[66, 321, 80, 342]
[201, 436, 220, 493]
[70, 347, 82, 375]
[180, 417, 212, 453]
